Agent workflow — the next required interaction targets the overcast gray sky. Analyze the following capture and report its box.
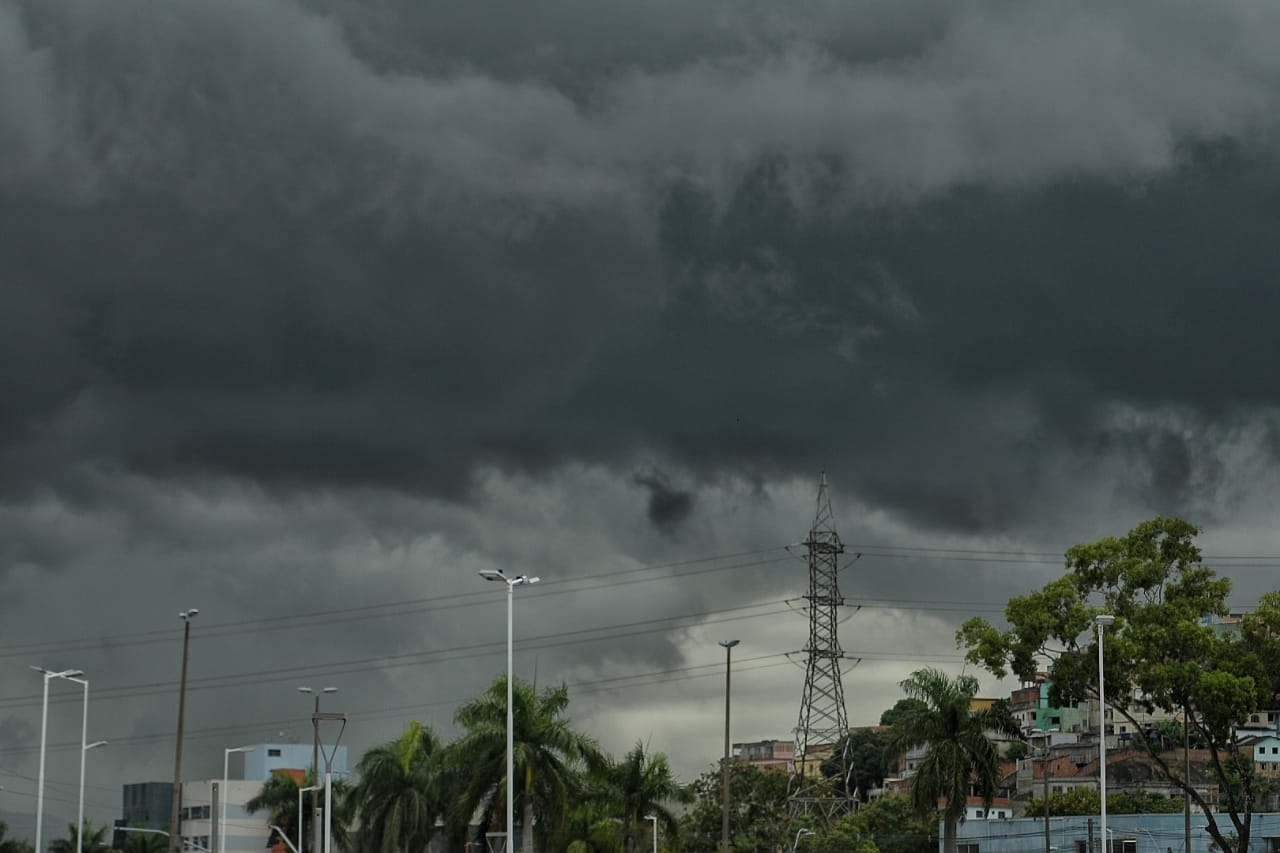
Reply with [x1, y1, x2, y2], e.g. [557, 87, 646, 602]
[4, 0, 1280, 837]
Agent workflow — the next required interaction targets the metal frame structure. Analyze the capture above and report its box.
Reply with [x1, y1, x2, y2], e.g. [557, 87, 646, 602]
[788, 474, 854, 820]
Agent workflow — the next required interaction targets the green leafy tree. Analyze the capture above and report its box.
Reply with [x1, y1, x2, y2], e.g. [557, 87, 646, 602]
[879, 699, 928, 728]
[957, 517, 1280, 853]
[1026, 787, 1098, 816]
[882, 669, 1020, 853]
[796, 816, 878, 853]
[1, 822, 35, 853]
[847, 794, 936, 853]
[346, 720, 445, 853]
[678, 763, 789, 853]
[821, 729, 888, 802]
[1031, 786, 1217, 819]
[452, 676, 604, 853]
[48, 823, 109, 853]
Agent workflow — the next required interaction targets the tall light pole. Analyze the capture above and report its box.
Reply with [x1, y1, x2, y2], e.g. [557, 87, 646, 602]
[1097, 614, 1115, 853]
[297, 785, 321, 853]
[792, 828, 815, 852]
[30, 666, 84, 853]
[171, 609, 199, 853]
[79, 739, 107, 853]
[478, 568, 540, 853]
[221, 746, 254, 853]
[297, 687, 337, 853]
[1031, 728, 1051, 853]
[645, 815, 658, 853]
[719, 639, 739, 853]
[309, 712, 347, 853]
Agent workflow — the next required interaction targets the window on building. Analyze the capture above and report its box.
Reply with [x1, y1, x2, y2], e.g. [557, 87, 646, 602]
[1075, 841, 1088, 853]
[1273, 747, 1278, 755]
[268, 748, 282, 757]
[958, 844, 979, 853]
[974, 809, 984, 818]
[180, 808, 190, 820]
[1264, 837, 1280, 853]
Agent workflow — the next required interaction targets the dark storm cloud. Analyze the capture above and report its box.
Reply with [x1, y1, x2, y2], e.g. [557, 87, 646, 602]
[633, 469, 694, 534]
[1, 0, 1279, 546]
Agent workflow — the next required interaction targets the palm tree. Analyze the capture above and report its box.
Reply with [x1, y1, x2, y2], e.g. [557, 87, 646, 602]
[245, 771, 303, 845]
[452, 676, 605, 853]
[0, 821, 34, 853]
[47, 822, 109, 853]
[345, 720, 444, 853]
[120, 829, 167, 853]
[246, 770, 353, 853]
[605, 742, 688, 853]
[553, 800, 619, 853]
[882, 668, 1020, 853]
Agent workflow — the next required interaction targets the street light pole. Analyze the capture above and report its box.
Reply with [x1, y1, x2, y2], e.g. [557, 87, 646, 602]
[309, 712, 346, 853]
[645, 815, 658, 853]
[1031, 728, 1051, 853]
[79, 738, 107, 853]
[1097, 614, 1115, 853]
[31, 666, 85, 853]
[792, 828, 815, 852]
[719, 639, 739, 853]
[478, 568, 540, 853]
[297, 785, 321, 853]
[297, 687, 337, 853]
[221, 746, 254, 853]
[171, 609, 199, 853]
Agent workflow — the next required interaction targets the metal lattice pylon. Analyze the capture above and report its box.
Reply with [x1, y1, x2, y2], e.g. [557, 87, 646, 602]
[788, 472, 854, 820]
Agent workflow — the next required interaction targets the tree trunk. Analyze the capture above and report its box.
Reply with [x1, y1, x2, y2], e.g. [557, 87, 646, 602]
[521, 798, 535, 853]
[943, 817, 958, 853]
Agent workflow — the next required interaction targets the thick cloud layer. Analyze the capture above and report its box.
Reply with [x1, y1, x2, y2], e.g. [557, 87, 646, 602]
[4, 0, 1280, 835]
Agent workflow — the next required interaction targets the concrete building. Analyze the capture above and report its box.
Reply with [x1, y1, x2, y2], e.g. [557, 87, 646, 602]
[121, 782, 174, 831]
[242, 744, 347, 781]
[733, 739, 794, 772]
[179, 779, 268, 853]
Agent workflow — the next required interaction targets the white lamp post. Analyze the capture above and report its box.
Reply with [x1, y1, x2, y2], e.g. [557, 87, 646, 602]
[30, 666, 84, 853]
[297, 785, 321, 853]
[221, 746, 254, 853]
[793, 828, 815, 852]
[79, 739, 107, 853]
[1097, 614, 1116, 853]
[645, 815, 658, 853]
[478, 568, 540, 853]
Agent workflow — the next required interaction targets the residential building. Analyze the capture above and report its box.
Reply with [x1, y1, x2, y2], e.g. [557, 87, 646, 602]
[733, 739, 794, 772]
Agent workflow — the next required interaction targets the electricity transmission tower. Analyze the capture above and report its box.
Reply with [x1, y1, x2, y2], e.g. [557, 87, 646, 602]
[788, 473, 856, 820]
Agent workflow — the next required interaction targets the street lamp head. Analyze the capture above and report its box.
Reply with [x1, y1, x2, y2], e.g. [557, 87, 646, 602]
[31, 666, 86, 678]
[228, 745, 254, 754]
[514, 575, 540, 586]
[478, 568, 507, 582]
[180, 609, 199, 620]
[719, 639, 740, 649]
[85, 740, 108, 750]
[1095, 613, 1116, 626]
